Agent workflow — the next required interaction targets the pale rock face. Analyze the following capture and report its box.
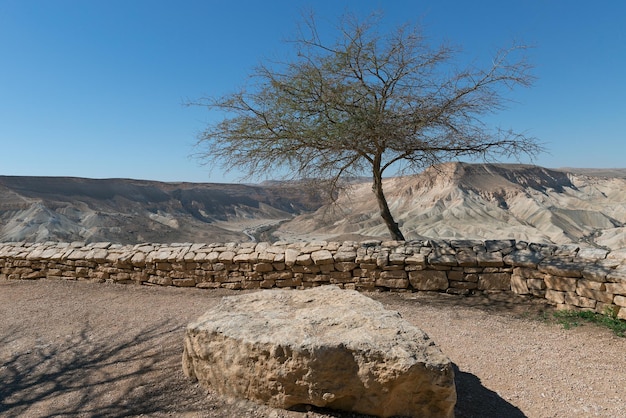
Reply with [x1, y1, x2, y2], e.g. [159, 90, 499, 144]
[182, 286, 456, 418]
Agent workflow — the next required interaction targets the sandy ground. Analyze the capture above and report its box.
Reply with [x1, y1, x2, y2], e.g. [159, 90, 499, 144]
[1, 279, 625, 418]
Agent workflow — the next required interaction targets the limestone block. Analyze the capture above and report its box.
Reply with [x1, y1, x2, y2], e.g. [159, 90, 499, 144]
[605, 282, 626, 296]
[613, 295, 626, 307]
[511, 275, 530, 295]
[333, 251, 357, 262]
[607, 266, 626, 283]
[576, 247, 609, 262]
[476, 251, 503, 267]
[448, 281, 478, 290]
[582, 264, 613, 282]
[485, 239, 516, 253]
[311, 250, 334, 265]
[428, 253, 457, 266]
[577, 279, 604, 290]
[545, 289, 566, 304]
[478, 273, 510, 290]
[576, 287, 614, 304]
[503, 250, 544, 268]
[375, 274, 409, 289]
[173, 278, 196, 287]
[538, 258, 584, 277]
[544, 275, 577, 292]
[296, 254, 313, 266]
[182, 286, 456, 418]
[334, 262, 357, 272]
[409, 270, 448, 291]
[565, 292, 596, 309]
[254, 262, 274, 273]
[455, 250, 477, 267]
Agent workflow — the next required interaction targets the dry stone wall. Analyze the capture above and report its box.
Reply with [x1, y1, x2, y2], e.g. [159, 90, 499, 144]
[1, 239, 626, 319]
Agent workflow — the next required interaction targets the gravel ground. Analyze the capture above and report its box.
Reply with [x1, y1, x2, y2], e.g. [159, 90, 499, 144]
[1, 279, 624, 418]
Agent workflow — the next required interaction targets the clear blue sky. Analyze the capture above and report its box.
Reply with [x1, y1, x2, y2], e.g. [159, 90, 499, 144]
[1, 0, 624, 183]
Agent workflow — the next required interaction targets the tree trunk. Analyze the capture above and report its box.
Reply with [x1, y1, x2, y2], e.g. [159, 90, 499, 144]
[372, 166, 406, 241]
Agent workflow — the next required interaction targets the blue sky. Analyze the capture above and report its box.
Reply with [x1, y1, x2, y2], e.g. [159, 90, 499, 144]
[1, 0, 624, 183]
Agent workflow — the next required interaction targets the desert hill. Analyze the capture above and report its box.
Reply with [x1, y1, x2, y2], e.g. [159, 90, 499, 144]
[275, 163, 626, 250]
[1, 163, 625, 249]
[0, 176, 324, 244]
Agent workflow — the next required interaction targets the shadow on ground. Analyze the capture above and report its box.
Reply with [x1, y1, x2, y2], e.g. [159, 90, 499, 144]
[453, 364, 526, 418]
[0, 320, 202, 418]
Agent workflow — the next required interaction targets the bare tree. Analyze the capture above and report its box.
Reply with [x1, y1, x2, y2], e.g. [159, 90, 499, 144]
[193, 13, 542, 240]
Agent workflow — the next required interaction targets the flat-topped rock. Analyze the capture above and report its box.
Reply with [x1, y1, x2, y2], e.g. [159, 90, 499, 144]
[182, 286, 456, 418]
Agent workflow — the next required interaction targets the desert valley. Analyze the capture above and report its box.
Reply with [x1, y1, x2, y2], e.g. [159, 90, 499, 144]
[1, 162, 625, 250]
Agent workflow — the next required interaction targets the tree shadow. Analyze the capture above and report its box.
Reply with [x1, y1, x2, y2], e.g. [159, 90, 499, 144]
[0, 320, 199, 417]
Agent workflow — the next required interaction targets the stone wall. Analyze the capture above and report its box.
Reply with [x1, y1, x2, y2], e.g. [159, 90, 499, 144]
[2, 239, 626, 319]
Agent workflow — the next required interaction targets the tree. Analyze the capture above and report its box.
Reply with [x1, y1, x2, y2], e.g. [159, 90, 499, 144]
[193, 13, 542, 241]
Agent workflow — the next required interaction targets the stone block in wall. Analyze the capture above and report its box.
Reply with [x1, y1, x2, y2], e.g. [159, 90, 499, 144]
[565, 292, 596, 309]
[476, 251, 503, 267]
[511, 275, 530, 295]
[485, 239, 516, 253]
[428, 253, 457, 266]
[447, 270, 464, 281]
[292, 264, 320, 274]
[576, 247, 609, 262]
[173, 278, 196, 287]
[334, 262, 357, 272]
[254, 262, 274, 273]
[405, 254, 426, 267]
[376, 277, 409, 289]
[539, 258, 584, 278]
[464, 273, 479, 283]
[234, 253, 257, 263]
[131, 252, 146, 266]
[582, 264, 613, 282]
[544, 275, 577, 292]
[478, 273, 510, 290]
[311, 250, 334, 265]
[605, 282, 626, 296]
[545, 289, 566, 304]
[503, 250, 544, 268]
[388, 253, 406, 264]
[617, 307, 626, 321]
[455, 250, 477, 267]
[333, 251, 357, 262]
[607, 266, 626, 283]
[576, 287, 614, 304]
[449, 281, 478, 290]
[577, 279, 604, 291]
[553, 243, 579, 257]
[513, 267, 545, 280]
[86, 248, 109, 263]
[409, 270, 448, 291]
[148, 276, 173, 286]
[296, 254, 313, 266]
[276, 277, 303, 288]
[329, 271, 352, 283]
[612, 295, 626, 307]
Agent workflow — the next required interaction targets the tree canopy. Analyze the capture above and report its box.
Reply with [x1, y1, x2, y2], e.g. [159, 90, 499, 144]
[193, 13, 542, 240]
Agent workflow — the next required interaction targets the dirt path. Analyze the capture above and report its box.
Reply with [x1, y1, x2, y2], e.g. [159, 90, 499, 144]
[1, 279, 624, 417]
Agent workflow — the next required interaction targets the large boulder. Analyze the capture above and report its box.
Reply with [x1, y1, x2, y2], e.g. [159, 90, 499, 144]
[182, 286, 456, 418]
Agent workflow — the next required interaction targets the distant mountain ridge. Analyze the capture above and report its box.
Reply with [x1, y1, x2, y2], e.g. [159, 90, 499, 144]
[275, 163, 626, 250]
[0, 176, 324, 244]
[1, 163, 625, 249]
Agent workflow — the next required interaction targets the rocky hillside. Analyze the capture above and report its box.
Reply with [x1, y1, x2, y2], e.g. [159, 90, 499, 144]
[275, 163, 626, 250]
[1, 163, 625, 249]
[0, 177, 324, 244]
